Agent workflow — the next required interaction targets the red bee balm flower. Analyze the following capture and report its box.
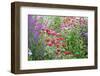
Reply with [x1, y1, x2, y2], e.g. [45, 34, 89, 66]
[59, 38, 64, 40]
[64, 51, 71, 55]
[54, 39, 60, 44]
[47, 42, 53, 46]
[47, 31, 51, 35]
[56, 38, 60, 40]
[46, 29, 50, 33]
[52, 32, 57, 36]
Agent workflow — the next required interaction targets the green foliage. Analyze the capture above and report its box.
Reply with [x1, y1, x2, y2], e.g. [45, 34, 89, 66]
[49, 17, 62, 32]
[44, 46, 56, 59]
[61, 25, 88, 58]
[28, 33, 46, 60]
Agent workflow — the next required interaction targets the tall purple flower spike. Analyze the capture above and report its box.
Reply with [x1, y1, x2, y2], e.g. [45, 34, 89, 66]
[33, 23, 45, 44]
[28, 15, 45, 44]
[28, 15, 36, 32]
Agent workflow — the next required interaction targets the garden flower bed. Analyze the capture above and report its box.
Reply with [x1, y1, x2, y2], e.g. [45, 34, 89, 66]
[28, 15, 88, 60]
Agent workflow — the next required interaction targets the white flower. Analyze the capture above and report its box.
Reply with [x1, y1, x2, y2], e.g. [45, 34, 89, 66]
[28, 49, 32, 56]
